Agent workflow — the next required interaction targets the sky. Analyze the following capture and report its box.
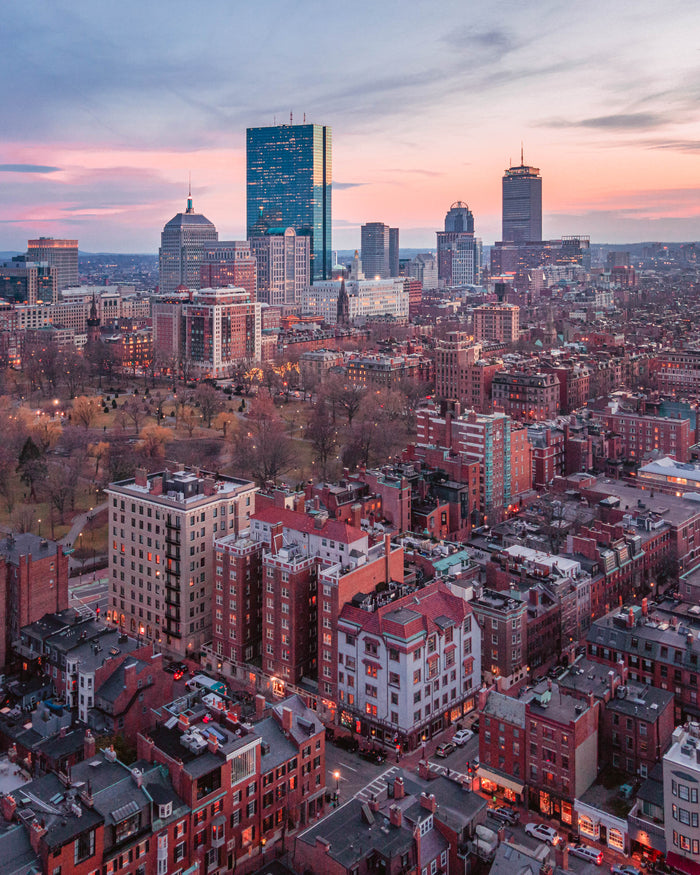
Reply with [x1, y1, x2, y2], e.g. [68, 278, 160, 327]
[2, 0, 700, 253]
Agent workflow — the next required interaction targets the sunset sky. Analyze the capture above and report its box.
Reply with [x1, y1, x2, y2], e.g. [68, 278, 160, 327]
[2, 0, 700, 252]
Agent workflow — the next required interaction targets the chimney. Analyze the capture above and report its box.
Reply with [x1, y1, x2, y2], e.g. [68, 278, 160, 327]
[420, 792, 437, 813]
[59, 726, 67, 738]
[389, 804, 403, 828]
[208, 735, 219, 755]
[178, 713, 190, 732]
[29, 820, 47, 855]
[369, 797, 380, 813]
[255, 694, 267, 718]
[478, 685, 490, 712]
[282, 707, 294, 733]
[203, 477, 216, 496]
[351, 503, 362, 529]
[0, 795, 16, 822]
[269, 523, 283, 556]
[394, 776, 405, 800]
[150, 475, 163, 496]
[134, 467, 147, 487]
[642, 597, 649, 616]
[384, 534, 391, 583]
[627, 607, 635, 628]
[617, 658, 628, 684]
[131, 768, 143, 788]
[608, 669, 617, 698]
[84, 729, 96, 760]
[315, 837, 331, 853]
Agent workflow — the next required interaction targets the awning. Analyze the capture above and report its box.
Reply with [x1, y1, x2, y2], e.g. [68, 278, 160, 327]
[478, 765, 525, 795]
[667, 852, 700, 875]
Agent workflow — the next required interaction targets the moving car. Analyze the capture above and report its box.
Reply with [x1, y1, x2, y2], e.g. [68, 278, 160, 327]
[435, 742, 456, 757]
[569, 845, 604, 865]
[487, 806, 520, 825]
[524, 823, 561, 845]
[611, 867, 641, 875]
[453, 728, 474, 746]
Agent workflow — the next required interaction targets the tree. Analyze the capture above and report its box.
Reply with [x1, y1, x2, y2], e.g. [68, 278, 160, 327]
[326, 376, 366, 426]
[180, 405, 201, 437]
[31, 416, 63, 451]
[195, 384, 223, 428]
[137, 424, 172, 460]
[119, 397, 148, 432]
[43, 462, 76, 524]
[306, 403, 337, 480]
[72, 395, 99, 430]
[61, 348, 89, 398]
[0, 446, 17, 513]
[17, 437, 46, 501]
[214, 410, 236, 438]
[88, 441, 110, 479]
[231, 394, 295, 486]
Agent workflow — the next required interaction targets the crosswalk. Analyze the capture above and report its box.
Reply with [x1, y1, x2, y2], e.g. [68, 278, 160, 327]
[427, 761, 469, 783]
[355, 766, 402, 802]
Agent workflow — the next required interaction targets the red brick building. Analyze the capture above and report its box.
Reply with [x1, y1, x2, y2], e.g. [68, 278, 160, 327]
[0, 533, 68, 670]
[589, 408, 692, 463]
[491, 371, 561, 421]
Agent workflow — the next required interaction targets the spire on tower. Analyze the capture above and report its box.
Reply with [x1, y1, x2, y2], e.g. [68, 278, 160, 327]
[521, 141, 524, 165]
[186, 173, 193, 213]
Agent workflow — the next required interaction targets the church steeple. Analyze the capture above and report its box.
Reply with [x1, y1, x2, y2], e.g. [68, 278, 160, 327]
[86, 293, 101, 346]
[336, 278, 349, 326]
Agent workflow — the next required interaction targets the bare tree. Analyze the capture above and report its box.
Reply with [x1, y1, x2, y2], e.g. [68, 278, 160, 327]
[195, 384, 223, 428]
[72, 395, 99, 430]
[306, 403, 337, 480]
[180, 406, 201, 437]
[231, 394, 295, 486]
[43, 462, 76, 525]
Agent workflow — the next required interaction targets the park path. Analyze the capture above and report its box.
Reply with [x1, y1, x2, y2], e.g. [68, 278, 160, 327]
[60, 500, 109, 548]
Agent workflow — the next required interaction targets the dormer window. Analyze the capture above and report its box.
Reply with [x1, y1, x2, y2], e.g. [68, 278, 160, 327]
[159, 802, 172, 818]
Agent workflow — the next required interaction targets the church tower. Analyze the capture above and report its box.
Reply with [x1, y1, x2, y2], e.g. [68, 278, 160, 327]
[86, 293, 101, 346]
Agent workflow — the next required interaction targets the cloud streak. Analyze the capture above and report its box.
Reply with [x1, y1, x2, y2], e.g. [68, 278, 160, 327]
[0, 164, 61, 173]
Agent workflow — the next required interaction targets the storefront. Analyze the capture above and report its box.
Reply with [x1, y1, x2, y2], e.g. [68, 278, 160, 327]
[575, 800, 630, 855]
[478, 766, 526, 805]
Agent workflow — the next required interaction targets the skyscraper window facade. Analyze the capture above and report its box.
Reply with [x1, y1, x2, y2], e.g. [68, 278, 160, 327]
[246, 123, 331, 282]
[436, 202, 481, 287]
[502, 158, 542, 243]
[158, 195, 218, 295]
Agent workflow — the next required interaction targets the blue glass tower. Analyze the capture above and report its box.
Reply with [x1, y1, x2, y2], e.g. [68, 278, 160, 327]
[246, 123, 332, 282]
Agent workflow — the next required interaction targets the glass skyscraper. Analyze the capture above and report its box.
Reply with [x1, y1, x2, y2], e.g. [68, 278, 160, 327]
[246, 123, 332, 282]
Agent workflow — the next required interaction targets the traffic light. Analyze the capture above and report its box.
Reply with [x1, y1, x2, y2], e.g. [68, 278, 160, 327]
[95, 606, 100, 617]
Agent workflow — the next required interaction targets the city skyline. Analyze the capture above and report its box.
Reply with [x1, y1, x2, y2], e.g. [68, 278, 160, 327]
[1, 0, 700, 252]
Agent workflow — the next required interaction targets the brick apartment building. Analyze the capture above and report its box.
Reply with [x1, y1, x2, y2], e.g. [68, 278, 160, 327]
[0, 533, 69, 669]
[472, 303, 520, 344]
[588, 408, 692, 463]
[434, 333, 502, 412]
[470, 588, 528, 690]
[478, 680, 599, 826]
[416, 406, 531, 524]
[491, 371, 561, 421]
[527, 424, 565, 490]
[657, 350, 700, 397]
[106, 466, 257, 658]
[336, 580, 481, 749]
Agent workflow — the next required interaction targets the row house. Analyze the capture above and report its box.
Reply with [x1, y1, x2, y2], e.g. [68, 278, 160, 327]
[491, 371, 561, 422]
[527, 424, 565, 490]
[336, 580, 481, 749]
[559, 656, 675, 779]
[470, 588, 528, 690]
[295, 772, 487, 875]
[588, 409, 691, 463]
[587, 602, 700, 723]
[478, 680, 599, 827]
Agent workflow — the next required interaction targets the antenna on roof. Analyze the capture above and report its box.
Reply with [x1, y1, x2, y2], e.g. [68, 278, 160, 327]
[303, 112, 306, 123]
[521, 141, 524, 165]
[290, 110, 293, 125]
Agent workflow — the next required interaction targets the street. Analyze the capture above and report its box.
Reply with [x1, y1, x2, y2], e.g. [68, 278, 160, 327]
[69, 575, 109, 617]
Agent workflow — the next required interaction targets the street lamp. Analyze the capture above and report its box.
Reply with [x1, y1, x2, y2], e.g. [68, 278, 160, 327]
[333, 770, 340, 807]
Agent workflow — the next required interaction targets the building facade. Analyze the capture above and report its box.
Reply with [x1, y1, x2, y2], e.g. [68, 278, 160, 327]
[473, 303, 520, 344]
[158, 194, 218, 295]
[250, 227, 310, 307]
[302, 278, 408, 325]
[247, 123, 332, 281]
[106, 466, 257, 658]
[502, 157, 542, 243]
[200, 240, 257, 300]
[437, 202, 481, 287]
[27, 237, 78, 291]
[361, 222, 399, 279]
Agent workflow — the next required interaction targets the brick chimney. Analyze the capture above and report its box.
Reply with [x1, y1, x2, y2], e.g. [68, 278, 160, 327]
[394, 776, 405, 799]
[1, 795, 16, 822]
[255, 694, 267, 718]
[135, 468, 147, 487]
[203, 477, 216, 496]
[420, 792, 437, 813]
[269, 522, 283, 556]
[627, 607, 635, 628]
[84, 729, 96, 760]
[29, 820, 47, 855]
[351, 504, 362, 529]
[389, 804, 403, 827]
[150, 475, 163, 496]
[617, 658, 629, 684]
[208, 735, 219, 755]
[282, 707, 294, 732]
[478, 684, 490, 712]
[384, 534, 391, 583]
[315, 836, 331, 853]
[369, 797, 380, 813]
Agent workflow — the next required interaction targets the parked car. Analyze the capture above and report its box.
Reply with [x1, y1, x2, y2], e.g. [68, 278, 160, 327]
[435, 742, 456, 757]
[453, 729, 474, 746]
[611, 867, 642, 875]
[569, 845, 604, 865]
[359, 748, 386, 764]
[524, 823, 561, 845]
[334, 735, 359, 753]
[487, 806, 520, 825]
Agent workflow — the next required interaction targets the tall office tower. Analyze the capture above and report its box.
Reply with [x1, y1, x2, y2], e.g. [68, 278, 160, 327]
[0, 256, 57, 305]
[436, 202, 481, 286]
[106, 467, 257, 658]
[182, 287, 261, 376]
[389, 227, 400, 278]
[158, 194, 218, 295]
[502, 151, 542, 243]
[27, 237, 78, 293]
[360, 222, 400, 279]
[246, 123, 332, 282]
[249, 227, 310, 307]
[200, 241, 257, 300]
